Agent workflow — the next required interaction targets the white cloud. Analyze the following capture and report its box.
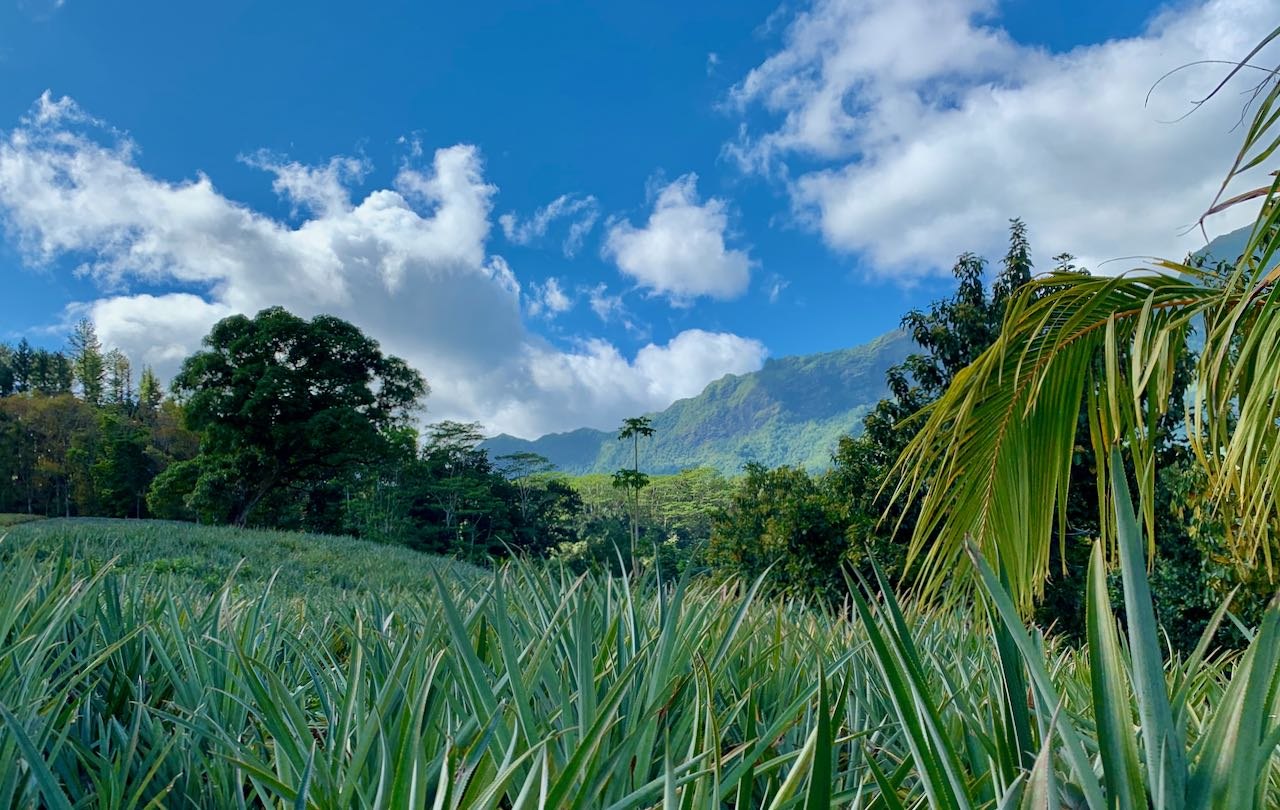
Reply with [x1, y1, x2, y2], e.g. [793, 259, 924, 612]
[526, 276, 573, 319]
[499, 193, 600, 257]
[0, 93, 767, 438]
[588, 282, 624, 322]
[583, 282, 647, 336]
[241, 151, 370, 217]
[75, 294, 234, 368]
[730, 0, 1277, 276]
[542, 277, 571, 314]
[498, 329, 766, 437]
[765, 274, 790, 303]
[603, 173, 753, 304]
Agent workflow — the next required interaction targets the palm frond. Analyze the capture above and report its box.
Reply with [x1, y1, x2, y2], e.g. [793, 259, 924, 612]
[888, 270, 1214, 608]
[888, 27, 1280, 609]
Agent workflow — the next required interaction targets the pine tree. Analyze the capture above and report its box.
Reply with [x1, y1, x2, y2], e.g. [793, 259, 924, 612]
[105, 349, 133, 407]
[68, 319, 106, 405]
[0, 344, 13, 397]
[138, 366, 163, 417]
[11, 340, 34, 393]
[31, 349, 73, 394]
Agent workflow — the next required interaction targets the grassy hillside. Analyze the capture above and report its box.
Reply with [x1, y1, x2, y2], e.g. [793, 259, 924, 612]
[0, 514, 43, 527]
[0, 517, 479, 596]
[485, 329, 913, 475]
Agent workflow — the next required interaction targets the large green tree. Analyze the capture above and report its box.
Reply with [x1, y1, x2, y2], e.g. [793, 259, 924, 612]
[91, 411, 157, 518]
[170, 307, 427, 527]
[709, 462, 849, 601]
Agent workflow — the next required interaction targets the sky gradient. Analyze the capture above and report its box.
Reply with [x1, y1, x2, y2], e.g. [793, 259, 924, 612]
[0, 0, 1272, 437]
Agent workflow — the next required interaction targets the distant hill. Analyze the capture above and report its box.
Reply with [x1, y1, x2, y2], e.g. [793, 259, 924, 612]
[1190, 223, 1280, 274]
[1198, 227, 1248, 265]
[483, 330, 914, 475]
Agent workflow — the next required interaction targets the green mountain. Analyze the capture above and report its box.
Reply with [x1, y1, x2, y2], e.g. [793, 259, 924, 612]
[483, 330, 914, 476]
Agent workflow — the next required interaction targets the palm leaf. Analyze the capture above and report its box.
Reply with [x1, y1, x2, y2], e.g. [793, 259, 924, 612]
[889, 270, 1213, 607]
[887, 28, 1280, 607]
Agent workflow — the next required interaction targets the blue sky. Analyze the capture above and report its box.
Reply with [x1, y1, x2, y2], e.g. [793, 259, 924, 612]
[0, 0, 1271, 436]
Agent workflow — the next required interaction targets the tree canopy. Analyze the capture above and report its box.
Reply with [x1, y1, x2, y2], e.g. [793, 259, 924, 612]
[171, 306, 428, 526]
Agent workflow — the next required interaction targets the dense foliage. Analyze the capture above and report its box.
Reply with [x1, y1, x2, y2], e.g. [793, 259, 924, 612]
[0, 262, 1235, 650]
[0, 312, 591, 566]
[0, 322, 198, 521]
[0, 313, 735, 568]
[708, 225, 1074, 602]
[701, 223, 1231, 651]
[167, 306, 428, 527]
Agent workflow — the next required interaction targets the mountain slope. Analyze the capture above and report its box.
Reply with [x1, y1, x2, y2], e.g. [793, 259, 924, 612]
[484, 330, 913, 475]
[488, 226, 1257, 478]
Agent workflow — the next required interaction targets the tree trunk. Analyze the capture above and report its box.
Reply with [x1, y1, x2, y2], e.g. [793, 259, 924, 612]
[234, 474, 279, 528]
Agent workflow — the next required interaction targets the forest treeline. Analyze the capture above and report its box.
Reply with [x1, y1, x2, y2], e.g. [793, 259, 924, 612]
[0, 222, 1252, 647]
[0, 322, 196, 521]
[0, 312, 730, 568]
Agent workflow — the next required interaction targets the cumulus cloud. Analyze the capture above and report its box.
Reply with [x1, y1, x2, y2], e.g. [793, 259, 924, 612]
[0, 93, 766, 437]
[75, 294, 235, 369]
[730, 0, 1278, 276]
[499, 193, 600, 257]
[603, 173, 753, 304]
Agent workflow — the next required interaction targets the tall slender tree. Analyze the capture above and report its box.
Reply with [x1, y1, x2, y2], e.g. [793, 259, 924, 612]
[613, 416, 655, 558]
[10, 340, 33, 394]
[104, 349, 133, 408]
[137, 366, 163, 417]
[0, 344, 13, 397]
[68, 319, 105, 406]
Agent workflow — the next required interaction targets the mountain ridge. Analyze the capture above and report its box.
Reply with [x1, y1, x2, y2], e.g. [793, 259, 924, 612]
[483, 329, 913, 475]
[485, 226, 1258, 477]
